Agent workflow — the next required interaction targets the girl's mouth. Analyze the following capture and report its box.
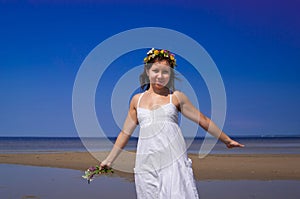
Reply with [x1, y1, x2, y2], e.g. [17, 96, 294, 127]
[156, 82, 164, 86]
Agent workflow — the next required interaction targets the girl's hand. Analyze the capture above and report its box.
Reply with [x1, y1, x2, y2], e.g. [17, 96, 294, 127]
[83, 162, 114, 184]
[224, 139, 245, 148]
[100, 159, 112, 170]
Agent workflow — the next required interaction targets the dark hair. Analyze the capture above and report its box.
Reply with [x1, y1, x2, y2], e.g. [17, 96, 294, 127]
[139, 57, 176, 91]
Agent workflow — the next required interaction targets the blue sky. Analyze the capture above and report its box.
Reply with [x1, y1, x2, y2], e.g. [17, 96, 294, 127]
[0, 0, 299, 137]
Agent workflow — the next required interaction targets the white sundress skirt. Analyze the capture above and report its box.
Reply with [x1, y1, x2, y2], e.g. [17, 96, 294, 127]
[135, 96, 199, 199]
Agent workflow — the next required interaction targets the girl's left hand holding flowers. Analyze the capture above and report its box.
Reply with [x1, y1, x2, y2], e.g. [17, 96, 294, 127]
[82, 164, 114, 184]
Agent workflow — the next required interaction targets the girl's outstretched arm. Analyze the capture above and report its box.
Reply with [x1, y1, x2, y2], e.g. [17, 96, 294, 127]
[100, 95, 139, 168]
[174, 91, 244, 148]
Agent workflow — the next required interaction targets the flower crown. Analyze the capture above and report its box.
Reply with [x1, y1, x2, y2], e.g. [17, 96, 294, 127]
[143, 48, 177, 67]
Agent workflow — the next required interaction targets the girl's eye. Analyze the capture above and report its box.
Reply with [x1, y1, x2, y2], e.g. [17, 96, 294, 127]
[151, 69, 169, 74]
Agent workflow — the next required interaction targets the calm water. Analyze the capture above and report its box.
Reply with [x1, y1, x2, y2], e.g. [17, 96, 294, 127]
[0, 136, 299, 154]
[0, 137, 300, 198]
[0, 164, 299, 199]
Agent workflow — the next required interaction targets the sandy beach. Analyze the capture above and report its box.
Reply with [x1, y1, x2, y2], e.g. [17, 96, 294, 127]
[1, 152, 299, 181]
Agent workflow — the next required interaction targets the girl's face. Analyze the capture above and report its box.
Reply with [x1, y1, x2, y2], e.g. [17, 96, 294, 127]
[147, 60, 171, 89]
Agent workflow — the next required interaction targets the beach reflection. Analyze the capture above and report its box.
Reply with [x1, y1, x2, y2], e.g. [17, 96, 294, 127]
[0, 164, 299, 199]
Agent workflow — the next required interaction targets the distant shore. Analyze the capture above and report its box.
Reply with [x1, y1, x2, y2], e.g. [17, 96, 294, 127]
[1, 152, 300, 181]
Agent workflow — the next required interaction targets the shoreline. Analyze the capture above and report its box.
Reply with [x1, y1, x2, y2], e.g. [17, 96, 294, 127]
[1, 152, 300, 181]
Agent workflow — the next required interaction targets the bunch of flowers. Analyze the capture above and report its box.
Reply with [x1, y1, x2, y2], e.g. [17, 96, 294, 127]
[82, 165, 114, 184]
[143, 48, 177, 67]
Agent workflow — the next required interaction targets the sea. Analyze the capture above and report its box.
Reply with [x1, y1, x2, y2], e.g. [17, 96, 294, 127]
[0, 136, 299, 154]
[0, 136, 300, 199]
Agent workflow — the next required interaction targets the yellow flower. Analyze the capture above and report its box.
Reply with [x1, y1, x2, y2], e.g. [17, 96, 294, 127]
[154, 50, 159, 55]
[160, 50, 164, 54]
[170, 56, 174, 60]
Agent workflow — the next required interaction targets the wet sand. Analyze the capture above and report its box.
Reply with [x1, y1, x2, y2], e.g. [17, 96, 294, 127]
[0, 152, 300, 181]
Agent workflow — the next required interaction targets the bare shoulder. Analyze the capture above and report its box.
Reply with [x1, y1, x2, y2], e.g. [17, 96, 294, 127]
[173, 90, 189, 104]
[130, 93, 142, 109]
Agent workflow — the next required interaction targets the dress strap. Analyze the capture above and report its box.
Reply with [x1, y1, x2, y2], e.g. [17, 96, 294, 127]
[170, 92, 172, 104]
[137, 92, 145, 108]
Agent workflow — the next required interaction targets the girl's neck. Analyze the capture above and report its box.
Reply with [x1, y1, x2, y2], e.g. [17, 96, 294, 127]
[147, 86, 170, 96]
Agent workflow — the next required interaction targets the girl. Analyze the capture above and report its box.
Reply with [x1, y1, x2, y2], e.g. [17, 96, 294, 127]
[100, 48, 244, 199]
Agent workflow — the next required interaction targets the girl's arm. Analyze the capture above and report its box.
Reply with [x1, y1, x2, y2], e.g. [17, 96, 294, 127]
[174, 91, 244, 148]
[100, 95, 139, 168]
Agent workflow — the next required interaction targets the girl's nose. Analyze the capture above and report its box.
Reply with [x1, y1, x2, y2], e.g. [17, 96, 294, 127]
[157, 72, 163, 78]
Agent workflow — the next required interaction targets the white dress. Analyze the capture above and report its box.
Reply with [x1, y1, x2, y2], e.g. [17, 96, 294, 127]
[134, 92, 199, 199]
